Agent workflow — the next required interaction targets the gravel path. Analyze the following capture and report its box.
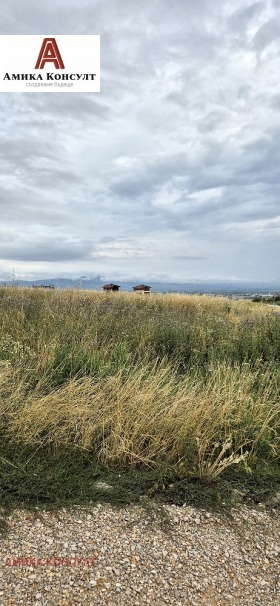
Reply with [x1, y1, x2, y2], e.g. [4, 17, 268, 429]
[0, 501, 279, 605]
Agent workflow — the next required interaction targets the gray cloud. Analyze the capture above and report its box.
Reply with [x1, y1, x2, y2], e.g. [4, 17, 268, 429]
[0, 233, 93, 262]
[173, 256, 206, 261]
[0, 0, 279, 282]
[228, 2, 265, 32]
[253, 15, 280, 50]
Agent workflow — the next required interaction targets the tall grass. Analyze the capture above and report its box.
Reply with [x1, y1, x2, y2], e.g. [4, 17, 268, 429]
[0, 287, 279, 483]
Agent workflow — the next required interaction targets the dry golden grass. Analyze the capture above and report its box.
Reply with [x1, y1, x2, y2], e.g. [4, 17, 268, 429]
[0, 287, 279, 480]
[1, 361, 278, 479]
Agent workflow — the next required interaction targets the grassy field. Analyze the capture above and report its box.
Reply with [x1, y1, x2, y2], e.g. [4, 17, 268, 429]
[0, 287, 279, 510]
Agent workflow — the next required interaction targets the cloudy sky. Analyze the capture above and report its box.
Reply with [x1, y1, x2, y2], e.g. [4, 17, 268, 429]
[1, 0, 280, 282]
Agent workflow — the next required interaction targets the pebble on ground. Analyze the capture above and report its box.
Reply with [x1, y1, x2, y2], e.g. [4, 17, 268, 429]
[0, 502, 279, 605]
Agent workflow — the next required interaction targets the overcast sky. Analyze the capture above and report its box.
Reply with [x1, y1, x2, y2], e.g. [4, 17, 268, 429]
[1, 0, 280, 282]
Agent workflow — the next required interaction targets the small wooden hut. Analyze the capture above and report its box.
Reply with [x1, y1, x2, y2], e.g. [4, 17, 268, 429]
[132, 284, 151, 294]
[102, 283, 120, 292]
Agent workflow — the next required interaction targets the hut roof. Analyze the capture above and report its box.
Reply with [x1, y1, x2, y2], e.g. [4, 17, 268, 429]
[133, 284, 151, 290]
[102, 283, 120, 289]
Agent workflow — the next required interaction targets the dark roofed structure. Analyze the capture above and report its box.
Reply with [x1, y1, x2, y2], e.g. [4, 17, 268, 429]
[102, 283, 120, 292]
[32, 284, 55, 289]
[132, 284, 151, 294]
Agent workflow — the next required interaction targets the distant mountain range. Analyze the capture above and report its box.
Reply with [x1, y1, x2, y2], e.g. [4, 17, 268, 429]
[1, 277, 280, 294]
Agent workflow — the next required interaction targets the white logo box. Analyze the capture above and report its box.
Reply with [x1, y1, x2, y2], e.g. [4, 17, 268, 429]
[0, 35, 100, 93]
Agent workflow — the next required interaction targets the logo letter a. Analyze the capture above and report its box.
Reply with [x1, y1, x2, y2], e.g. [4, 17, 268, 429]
[35, 38, 65, 69]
